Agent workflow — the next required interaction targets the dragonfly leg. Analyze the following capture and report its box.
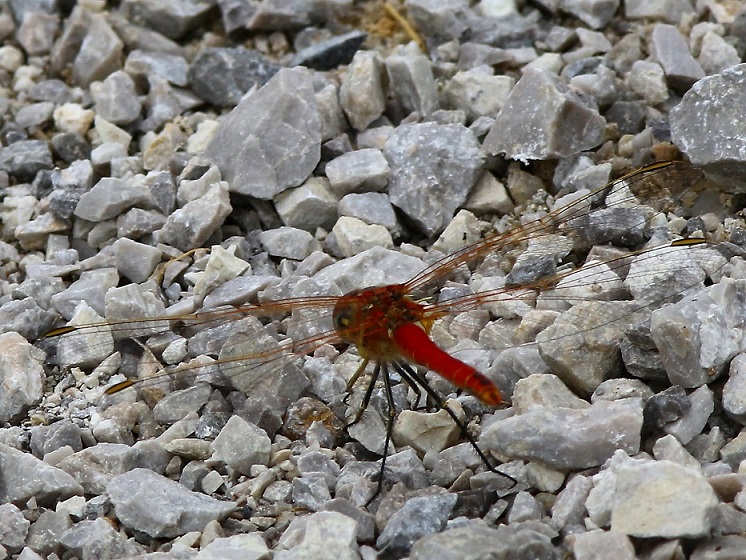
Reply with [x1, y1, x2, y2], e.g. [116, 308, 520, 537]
[395, 362, 517, 487]
[366, 362, 397, 506]
[346, 361, 380, 426]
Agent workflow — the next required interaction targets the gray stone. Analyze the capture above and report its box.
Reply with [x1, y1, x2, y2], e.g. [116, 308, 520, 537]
[483, 68, 604, 161]
[74, 177, 147, 222]
[72, 14, 123, 87]
[112, 237, 161, 283]
[155, 181, 232, 251]
[551, 475, 593, 530]
[205, 67, 321, 199]
[325, 148, 390, 197]
[652, 434, 701, 470]
[697, 30, 740, 75]
[508, 490, 543, 523]
[338, 192, 398, 232]
[17, 11, 58, 55]
[30, 421, 82, 459]
[57, 443, 137, 495]
[649, 24, 705, 91]
[290, 30, 366, 71]
[0, 139, 54, 181]
[258, 226, 320, 260]
[153, 383, 212, 424]
[59, 517, 145, 560]
[339, 50, 385, 131]
[407, 0, 470, 43]
[311, 246, 425, 294]
[16, 101, 55, 129]
[723, 353, 746, 422]
[274, 177, 338, 232]
[624, 0, 695, 22]
[481, 398, 643, 470]
[117, 208, 167, 239]
[392, 408, 460, 457]
[572, 530, 635, 560]
[376, 493, 458, 558]
[246, 0, 326, 31]
[25, 509, 72, 556]
[120, 0, 213, 39]
[537, 301, 648, 395]
[663, 385, 714, 445]
[188, 47, 280, 107]
[321, 498, 376, 543]
[0, 443, 83, 507]
[592, 378, 654, 403]
[511, 373, 590, 413]
[560, 0, 618, 29]
[625, 60, 668, 105]
[0, 332, 45, 423]
[443, 71, 514, 122]
[197, 532, 271, 560]
[385, 52, 439, 117]
[384, 122, 483, 236]
[275, 511, 360, 560]
[651, 278, 746, 388]
[210, 415, 271, 475]
[124, 49, 189, 87]
[92, 71, 141, 126]
[611, 457, 718, 538]
[671, 64, 746, 188]
[410, 523, 557, 560]
[107, 468, 235, 538]
[0, 503, 29, 553]
[329, 216, 393, 257]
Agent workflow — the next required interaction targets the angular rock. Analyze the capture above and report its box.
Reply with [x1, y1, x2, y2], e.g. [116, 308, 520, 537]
[671, 63, 746, 188]
[197, 533, 270, 560]
[125, 49, 189, 87]
[481, 398, 643, 470]
[537, 301, 648, 396]
[0, 503, 29, 553]
[120, 0, 213, 39]
[211, 415, 271, 475]
[0, 443, 83, 507]
[376, 493, 458, 558]
[276, 511, 360, 560]
[443, 71, 514, 122]
[651, 278, 746, 388]
[339, 50, 385, 131]
[274, 177, 338, 232]
[290, 30, 366, 71]
[0, 332, 45, 423]
[74, 177, 147, 222]
[410, 522, 557, 560]
[188, 47, 280, 107]
[92, 71, 141, 125]
[107, 468, 235, 538]
[624, 0, 696, 22]
[385, 53, 439, 117]
[330, 216, 393, 257]
[384, 122, 484, 236]
[258, 226, 320, 260]
[0, 139, 54, 182]
[325, 148, 390, 197]
[72, 14, 123, 87]
[572, 530, 635, 560]
[57, 443, 137, 495]
[560, 0, 619, 29]
[611, 457, 718, 538]
[155, 181, 232, 251]
[483, 68, 605, 161]
[205, 67, 321, 199]
[59, 517, 145, 560]
[649, 23, 705, 91]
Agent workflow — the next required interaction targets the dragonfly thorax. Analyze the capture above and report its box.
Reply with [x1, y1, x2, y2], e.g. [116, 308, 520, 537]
[332, 285, 428, 361]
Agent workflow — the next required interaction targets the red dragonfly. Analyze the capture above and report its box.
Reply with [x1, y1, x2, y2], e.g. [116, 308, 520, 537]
[41, 160, 733, 497]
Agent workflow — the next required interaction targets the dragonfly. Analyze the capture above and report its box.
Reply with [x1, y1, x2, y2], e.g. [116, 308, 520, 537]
[39, 160, 738, 503]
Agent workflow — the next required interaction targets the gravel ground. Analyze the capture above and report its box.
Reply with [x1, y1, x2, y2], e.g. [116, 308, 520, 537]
[2, 1, 746, 559]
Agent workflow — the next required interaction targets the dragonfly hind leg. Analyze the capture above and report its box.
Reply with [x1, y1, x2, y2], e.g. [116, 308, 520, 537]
[394, 362, 517, 487]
